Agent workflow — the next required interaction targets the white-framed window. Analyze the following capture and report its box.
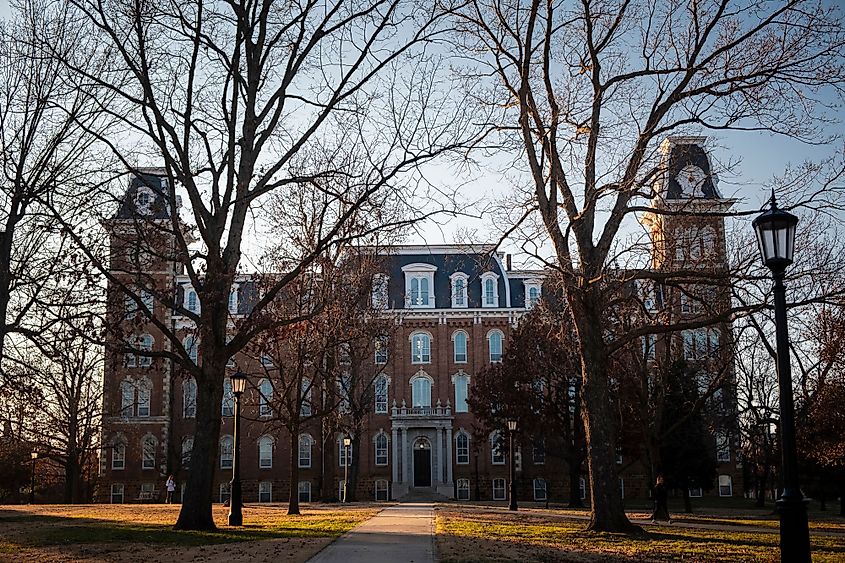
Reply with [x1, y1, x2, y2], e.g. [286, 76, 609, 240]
[716, 432, 731, 462]
[375, 479, 389, 501]
[371, 273, 389, 310]
[456, 432, 470, 464]
[375, 336, 389, 364]
[701, 226, 717, 256]
[111, 483, 124, 504]
[181, 436, 193, 467]
[410, 373, 432, 408]
[524, 280, 541, 309]
[718, 474, 733, 497]
[222, 378, 234, 416]
[375, 433, 388, 465]
[141, 482, 155, 499]
[300, 378, 312, 417]
[579, 476, 586, 500]
[643, 334, 656, 361]
[220, 435, 234, 469]
[481, 272, 499, 307]
[186, 289, 198, 312]
[259, 379, 273, 417]
[689, 487, 703, 498]
[682, 328, 719, 360]
[453, 373, 469, 413]
[141, 435, 156, 470]
[258, 436, 274, 469]
[457, 478, 470, 500]
[298, 434, 313, 468]
[137, 381, 151, 417]
[402, 263, 437, 308]
[534, 478, 548, 501]
[258, 481, 272, 503]
[220, 482, 231, 504]
[452, 330, 468, 363]
[298, 481, 312, 503]
[138, 334, 153, 367]
[338, 438, 353, 467]
[450, 272, 468, 308]
[374, 375, 389, 414]
[490, 431, 505, 465]
[112, 442, 126, 470]
[410, 332, 432, 364]
[487, 330, 504, 363]
[533, 440, 545, 464]
[119, 380, 134, 416]
[492, 478, 506, 500]
[228, 285, 238, 314]
[183, 377, 197, 418]
[183, 335, 198, 364]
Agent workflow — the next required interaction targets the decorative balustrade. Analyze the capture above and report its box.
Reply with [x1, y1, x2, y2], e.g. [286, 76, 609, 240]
[391, 399, 452, 418]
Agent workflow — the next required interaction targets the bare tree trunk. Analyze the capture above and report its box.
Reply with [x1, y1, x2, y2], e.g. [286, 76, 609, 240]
[568, 458, 584, 508]
[288, 426, 300, 515]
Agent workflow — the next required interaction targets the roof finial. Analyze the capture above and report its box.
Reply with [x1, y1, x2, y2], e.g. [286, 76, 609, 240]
[770, 188, 777, 210]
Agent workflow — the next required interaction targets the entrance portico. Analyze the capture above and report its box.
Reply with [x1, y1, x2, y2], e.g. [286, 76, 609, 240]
[390, 400, 454, 499]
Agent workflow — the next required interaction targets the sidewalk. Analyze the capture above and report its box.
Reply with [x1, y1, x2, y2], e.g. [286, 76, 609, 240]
[307, 503, 435, 563]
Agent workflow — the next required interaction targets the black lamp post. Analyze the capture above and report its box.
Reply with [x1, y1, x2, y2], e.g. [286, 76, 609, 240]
[507, 419, 518, 511]
[29, 452, 38, 504]
[752, 193, 811, 562]
[228, 371, 247, 526]
[342, 437, 351, 502]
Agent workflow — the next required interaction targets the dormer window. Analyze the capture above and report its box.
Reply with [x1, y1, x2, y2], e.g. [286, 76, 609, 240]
[480, 272, 499, 308]
[402, 263, 437, 309]
[523, 280, 541, 309]
[450, 272, 468, 308]
[228, 285, 238, 314]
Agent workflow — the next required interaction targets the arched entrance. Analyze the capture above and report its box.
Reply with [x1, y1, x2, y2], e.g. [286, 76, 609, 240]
[413, 437, 432, 487]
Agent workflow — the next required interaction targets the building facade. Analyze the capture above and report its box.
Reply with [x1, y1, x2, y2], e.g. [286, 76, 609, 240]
[98, 138, 742, 505]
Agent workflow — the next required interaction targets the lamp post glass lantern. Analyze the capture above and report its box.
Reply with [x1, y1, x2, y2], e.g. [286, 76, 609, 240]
[228, 371, 247, 526]
[342, 437, 351, 502]
[753, 194, 811, 563]
[507, 420, 517, 511]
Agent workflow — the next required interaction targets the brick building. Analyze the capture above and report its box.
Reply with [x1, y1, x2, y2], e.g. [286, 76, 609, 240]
[98, 137, 742, 504]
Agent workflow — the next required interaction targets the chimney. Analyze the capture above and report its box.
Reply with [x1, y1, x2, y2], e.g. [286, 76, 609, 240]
[506, 254, 512, 271]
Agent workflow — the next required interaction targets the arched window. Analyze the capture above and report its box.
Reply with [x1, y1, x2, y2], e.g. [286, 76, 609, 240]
[259, 379, 273, 417]
[112, 441, 126, 470]
[181, 436, 193, 467]
[141, 435, 156, 470]
[410, 374, 432, 408]
[258, 436, 273, 468]
[187, 289, 198, 312]
[454, 374, 469, 413]
[410, 332, 431, 364]
[456, 432, 470, 464]
[490, 431, 505, 464]
[410, 277, 420, 304]
[375, 433, 388, 465]
[228, 286, 238, 313]
[450, 272, 468, 308]
[300, 378, 312, 417]
[374, 375, 389, 414]
[222, 378, 234, 416]
[182, 378, 197, 418]
[488, 330, 504, 363]
[528, 286, 540, 308]
[453, 331, 468, 363]
[220, 436, 234, 469]
[701, 226, 717, 256]
[137, 380, 151, 417]
[138, 334, 154, 367]
[484, 279, 495, 304]
[183, 336, 198, 364]
[119, 380, 134, 416]
[298, 434, 312, 468]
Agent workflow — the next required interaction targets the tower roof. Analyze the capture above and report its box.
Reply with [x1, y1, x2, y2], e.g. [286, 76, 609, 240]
[658, 137, 722, 200]
[115, 169, 171, 220]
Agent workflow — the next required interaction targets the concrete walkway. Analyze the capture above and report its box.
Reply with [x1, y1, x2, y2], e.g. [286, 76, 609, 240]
[307, 503, 435, 563]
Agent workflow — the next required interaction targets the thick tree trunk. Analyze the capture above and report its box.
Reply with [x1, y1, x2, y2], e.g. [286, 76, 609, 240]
[288, 427, 300, 515]
[568, 458, 584, 508]
[683, 485, 692, 514]
[174, 361, 224, 530]
[64, 459, 81, 504]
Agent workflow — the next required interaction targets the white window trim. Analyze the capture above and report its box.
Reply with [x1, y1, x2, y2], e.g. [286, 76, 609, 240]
[451, 330, 469, 363]
[533, 478, 548, 501]
[457, 478, 470, 500]
[718, 474, 733, 497]
[450, 271, 469, 308]
[480, 272, 500, 308]
[523, 279, 542, 309]
[220, 435, 234, 469]
[375, 479, 389, 501]
[374, 375, 390, 414]
[492, 478, 507, 500]
[112, 442, 126, 470]
[374, 432, 389, 466]
[228, 284, 239, 314]
[402, 263, 437, 309]
[111, 483, 125, 504]
[688, 487, 703, 498]
[409, 371, 434, 408]
[409, 331, 433, 364]
[258, 481, 272, 503]
[298, 434, 313, 469]
[258, 436, 274, 469]
[141, 435, 156, 470]
[455, 431, 470, 465]
[490, 431, 505, 465]
[451, 371, 470, 413]
[487, 329, 504, 363]
[298, 481, 312, 503]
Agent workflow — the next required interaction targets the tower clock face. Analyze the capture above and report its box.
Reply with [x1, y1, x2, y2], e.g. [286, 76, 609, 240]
[676, 165, 706, 197]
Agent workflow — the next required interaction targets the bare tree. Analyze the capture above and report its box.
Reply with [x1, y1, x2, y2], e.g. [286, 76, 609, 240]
[45, 0, 488, 530]
[452, 0, 845, 532]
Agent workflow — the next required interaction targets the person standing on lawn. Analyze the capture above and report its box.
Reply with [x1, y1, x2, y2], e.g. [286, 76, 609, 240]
[165, 475, 176, 504]
[652, 474, 670, 523]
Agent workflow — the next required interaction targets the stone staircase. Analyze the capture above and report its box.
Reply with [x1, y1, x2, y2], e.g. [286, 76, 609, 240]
[400, 487, 449, 502]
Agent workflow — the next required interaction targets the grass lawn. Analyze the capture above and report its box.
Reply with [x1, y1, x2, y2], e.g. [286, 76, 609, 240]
[0, 503, 380, 563]
[436, 506, 845, 563]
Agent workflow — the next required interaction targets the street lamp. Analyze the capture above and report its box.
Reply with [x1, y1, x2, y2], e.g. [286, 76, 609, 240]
[29, 452, 38, 504]
[753, 192, 810, 563]
[228, 371, 248, 526]
[342, 437, 351, 502]
[507, 419, 518, 511]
